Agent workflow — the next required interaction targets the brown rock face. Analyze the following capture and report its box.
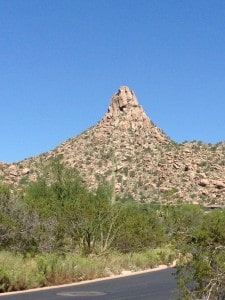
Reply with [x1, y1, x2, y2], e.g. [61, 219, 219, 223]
[99, 86, 165, 140]
[107, 86, 138, 116]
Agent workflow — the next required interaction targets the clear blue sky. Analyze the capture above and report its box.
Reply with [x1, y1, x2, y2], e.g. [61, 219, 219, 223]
[1, 0, 225, 163]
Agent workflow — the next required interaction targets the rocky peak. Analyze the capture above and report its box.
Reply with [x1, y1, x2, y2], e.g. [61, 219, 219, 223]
[101, 86, 151, 129]
[109, 86, 138, 112]
[2, 86, 225, 206]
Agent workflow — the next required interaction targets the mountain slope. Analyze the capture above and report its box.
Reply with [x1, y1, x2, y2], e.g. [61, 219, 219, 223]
[1, 86, 225, 205]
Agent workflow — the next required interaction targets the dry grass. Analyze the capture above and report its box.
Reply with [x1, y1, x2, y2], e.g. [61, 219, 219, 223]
[0, 247, 176, 293]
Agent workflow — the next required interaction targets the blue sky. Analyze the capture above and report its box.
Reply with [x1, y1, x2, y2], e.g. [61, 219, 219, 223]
[1, 0, 225, 163]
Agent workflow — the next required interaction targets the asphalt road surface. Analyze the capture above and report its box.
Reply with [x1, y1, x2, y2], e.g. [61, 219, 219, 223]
[0, 268, 179, 300]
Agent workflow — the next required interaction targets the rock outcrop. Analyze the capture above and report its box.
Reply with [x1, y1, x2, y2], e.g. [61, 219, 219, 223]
[103, 86, 143, 124]
[99, 86, 168, 142]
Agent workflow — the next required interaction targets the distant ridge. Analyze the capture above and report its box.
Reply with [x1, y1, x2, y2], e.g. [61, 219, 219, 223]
[1, 86, 225, 205]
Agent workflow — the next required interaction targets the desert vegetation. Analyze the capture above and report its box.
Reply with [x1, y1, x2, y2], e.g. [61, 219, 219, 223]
[175, 208, 225, 299]
[0, 159, 225, 299]
[0, 159, 175, 292]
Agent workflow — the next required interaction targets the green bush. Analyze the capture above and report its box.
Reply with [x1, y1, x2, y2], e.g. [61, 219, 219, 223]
[114, 202, 166, 252]
[175, 210, 225, 299]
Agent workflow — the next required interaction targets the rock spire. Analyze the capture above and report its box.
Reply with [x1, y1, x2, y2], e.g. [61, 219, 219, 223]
[109, 86, 139, 111]
[101, 86, 151, 129]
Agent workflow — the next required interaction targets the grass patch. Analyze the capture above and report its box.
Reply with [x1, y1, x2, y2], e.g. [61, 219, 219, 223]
[0, 247, 176, 293]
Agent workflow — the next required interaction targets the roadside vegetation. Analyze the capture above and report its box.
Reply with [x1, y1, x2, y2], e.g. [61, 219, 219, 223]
[0, 159, 225, 299]
[175, 208, 225, 299]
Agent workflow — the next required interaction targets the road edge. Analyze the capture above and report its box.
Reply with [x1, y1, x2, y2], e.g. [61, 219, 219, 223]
[0, 262, 176, 296]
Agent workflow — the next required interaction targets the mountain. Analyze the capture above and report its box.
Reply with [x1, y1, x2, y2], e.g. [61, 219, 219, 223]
[1, 86, 225, 205]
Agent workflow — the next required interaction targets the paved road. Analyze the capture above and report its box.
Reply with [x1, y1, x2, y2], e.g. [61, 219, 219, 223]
[0, 268, 179, 300]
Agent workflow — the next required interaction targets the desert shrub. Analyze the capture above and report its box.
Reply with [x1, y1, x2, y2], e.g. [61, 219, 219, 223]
[114, 202, 166, 252]
[162, 204, 204, 246]
[175, 210, 225, 299]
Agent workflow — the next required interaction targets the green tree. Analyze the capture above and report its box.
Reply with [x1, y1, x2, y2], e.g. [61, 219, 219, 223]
[63, 183, 120, 255]
[114, 203, 166, 253]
